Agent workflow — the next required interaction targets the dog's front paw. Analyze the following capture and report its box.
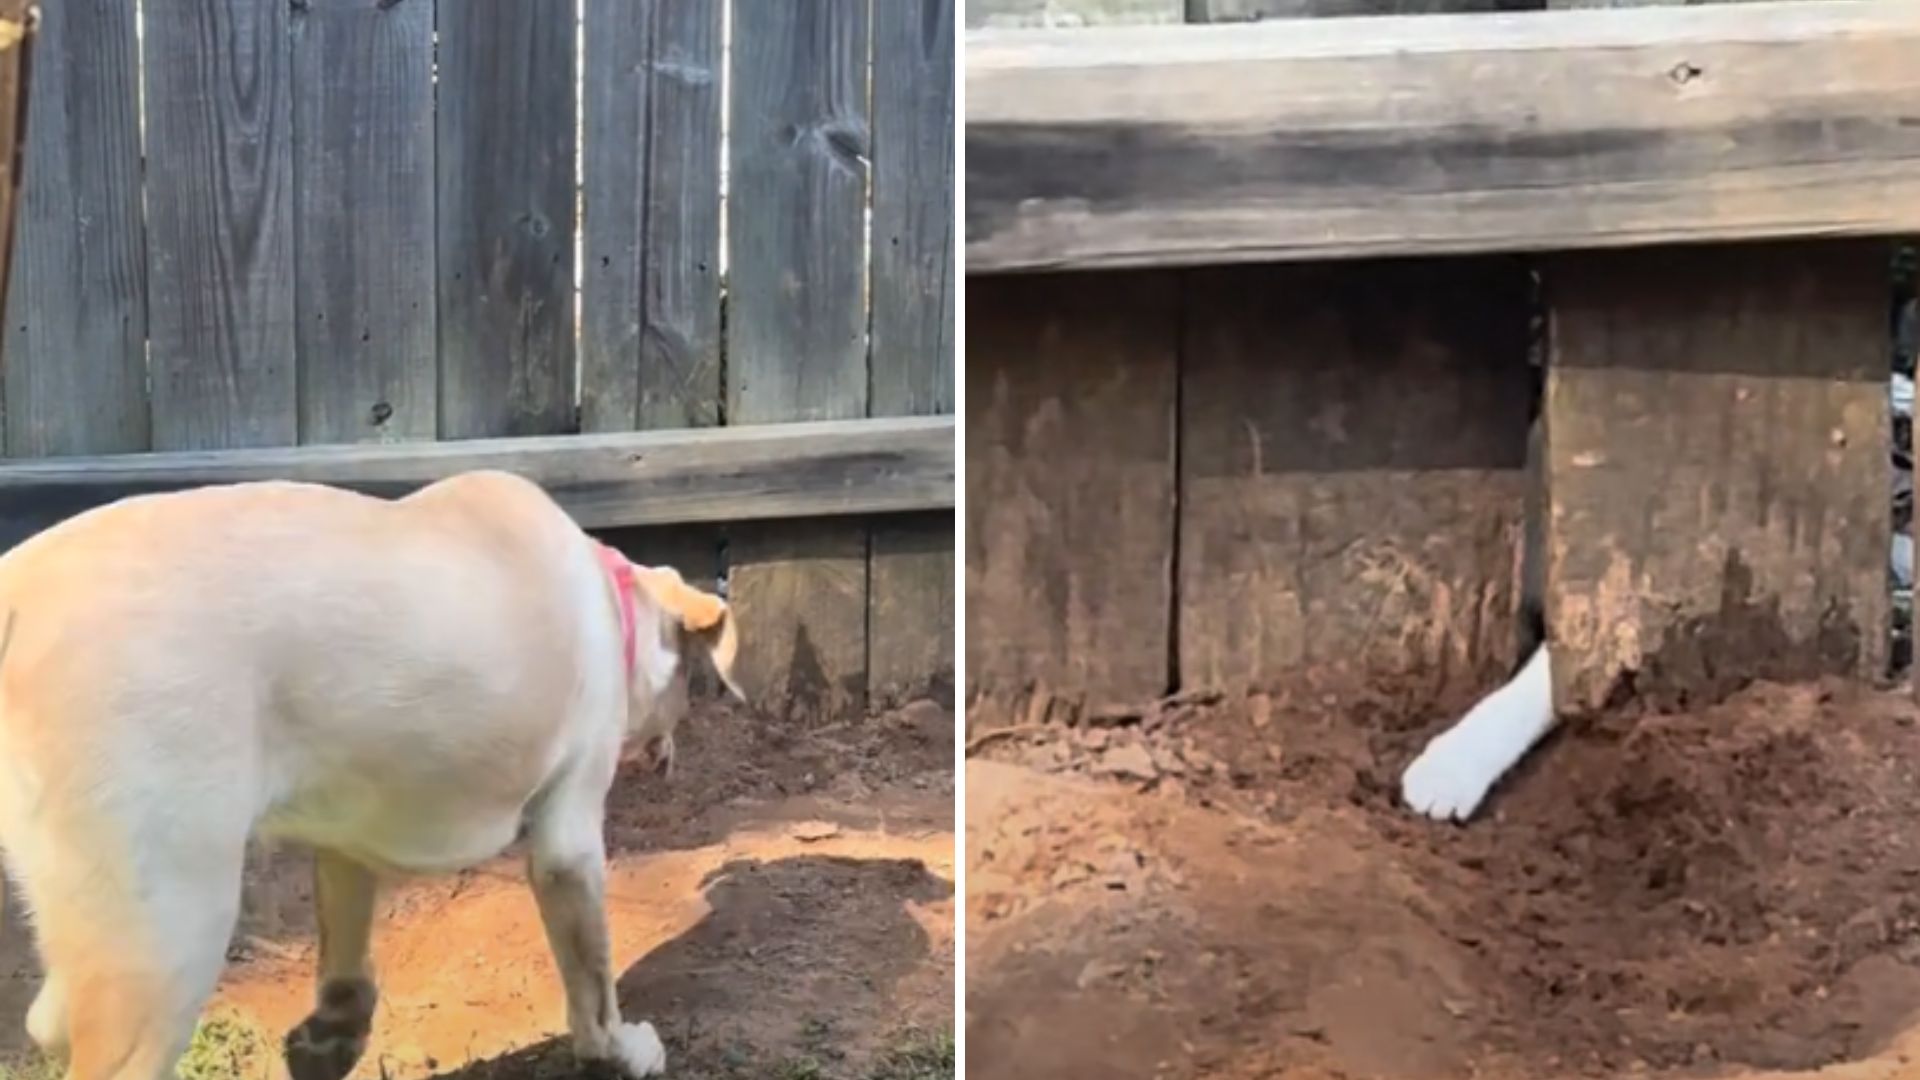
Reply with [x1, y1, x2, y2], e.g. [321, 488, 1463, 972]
[1401, 731, 1499, 823]
[594, 1020, 666, 1077]
[283, 978, 376, 1080]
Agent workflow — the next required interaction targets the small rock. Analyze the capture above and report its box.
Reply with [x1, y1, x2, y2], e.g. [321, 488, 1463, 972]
[1248, 693, 1273, 730]
[790, 820, 841, 843]
[1095, 743, 1159, 782]
[1079, 727, 1112, 751]
[1051, 863, 1091, 889]
[895, 698, 949, 743]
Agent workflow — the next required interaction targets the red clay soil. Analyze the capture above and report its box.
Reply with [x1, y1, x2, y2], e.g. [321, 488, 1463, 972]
[967, 680, 1920, 1080]
[0, 699, 956, 1079]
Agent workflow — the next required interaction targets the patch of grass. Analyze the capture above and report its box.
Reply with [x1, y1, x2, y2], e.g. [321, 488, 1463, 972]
[864, 1028, 954, 1080]
[0, 1054, 61, 1080]
[0, 1010, 273, 1080]
[176, 1010, 273, 1080]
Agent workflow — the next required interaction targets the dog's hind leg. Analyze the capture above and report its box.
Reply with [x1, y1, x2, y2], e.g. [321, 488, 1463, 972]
[283, 850, 379, 1080]
[25, 970, 66, 1059]
[38, 840, 246, 1080]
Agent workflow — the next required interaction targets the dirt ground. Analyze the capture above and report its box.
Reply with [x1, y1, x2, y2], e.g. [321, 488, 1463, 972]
[0, 698, 955, 1079]
[967, 680, 1920, 1080]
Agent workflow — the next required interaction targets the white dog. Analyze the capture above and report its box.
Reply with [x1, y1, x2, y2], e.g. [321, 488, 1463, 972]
[0, 470, 738, 1079]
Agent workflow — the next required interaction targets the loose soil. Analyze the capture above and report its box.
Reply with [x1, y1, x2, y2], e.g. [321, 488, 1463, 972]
[967, 680, 1920, 1080]
[0, 699, 955, 1079]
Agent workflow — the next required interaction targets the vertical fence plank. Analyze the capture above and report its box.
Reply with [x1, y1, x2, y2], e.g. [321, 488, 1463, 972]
[142, 0, 296, 450]
[581, 0, 723, 434]
[868, 0, 955, 708]
[3, 0, 148, 459]
[582, 0, 726, 655]
[727, 0, 871, 720]
[292, 0, 436, 445]
[436, 0, 576, 440]
[966, 272, 1179, 714]
[1178, 261, 1531, 708]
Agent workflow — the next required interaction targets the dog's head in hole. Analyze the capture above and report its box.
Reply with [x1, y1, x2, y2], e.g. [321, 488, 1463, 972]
[622, 562, 742, 778]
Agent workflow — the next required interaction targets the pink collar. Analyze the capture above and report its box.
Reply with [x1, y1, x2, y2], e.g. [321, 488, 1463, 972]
[595, 542, 638, 678]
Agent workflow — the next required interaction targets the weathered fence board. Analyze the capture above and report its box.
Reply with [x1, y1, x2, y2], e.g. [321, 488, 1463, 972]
[292, 0, 435, 445]
[0, 416, 952, 545]
[1543, 242, 1892, 713]
[0, 0, 956, 724]
[967, 2, 1920, 272]
[579, 0, 728, 678]
[727, 0, 873, 720]
[870, 0, 957, 707]
[967, 272, 1178, 708]
[581, 0, 724, 434]
[436, 0, 576, 440]
[1178, 260, 1530, 706]
[3, 0, 147, 458]
[142, 0, 297, 451]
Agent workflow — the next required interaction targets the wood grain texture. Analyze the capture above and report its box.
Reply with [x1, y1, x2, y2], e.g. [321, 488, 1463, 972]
[869, 0, 956, 708]
[141, 0, 296, 450]
[726, 0, 869, 427]
[0, 415, 953, 550]
[870, 512, 956, 708]
[0, 0, 29, 323]
[967, 1, 1920, 272]
[436, 0, 576, 440]
[1179, 261, 1531, 707]
[1543, 242, 1892, 715]
[968, 0, 1182, 27]
[966, 272, 1177, 705]
[3, 0, 149, 458]
[292, 0, 435, 445]
[726, 0, 872, 720]
[580, 0, 723, 434]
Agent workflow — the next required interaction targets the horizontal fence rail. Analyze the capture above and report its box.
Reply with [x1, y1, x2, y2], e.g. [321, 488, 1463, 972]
[0, 416, 954, 536]
[966, 0, 1920, 272]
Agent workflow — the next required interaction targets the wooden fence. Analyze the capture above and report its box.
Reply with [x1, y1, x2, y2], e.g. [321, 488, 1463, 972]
[966, 0, 1917, 724]
[0, 0, 956, 719]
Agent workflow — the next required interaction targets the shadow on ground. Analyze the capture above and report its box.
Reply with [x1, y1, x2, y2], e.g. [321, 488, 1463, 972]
[430, 855, 952, 1080]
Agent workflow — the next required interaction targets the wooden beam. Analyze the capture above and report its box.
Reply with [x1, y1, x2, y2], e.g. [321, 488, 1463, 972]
[968, 1, 1920, 273]
[0, 417, 954, 545]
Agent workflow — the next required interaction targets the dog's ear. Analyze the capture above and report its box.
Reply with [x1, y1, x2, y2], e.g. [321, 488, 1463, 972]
[633, 565, 742, 700]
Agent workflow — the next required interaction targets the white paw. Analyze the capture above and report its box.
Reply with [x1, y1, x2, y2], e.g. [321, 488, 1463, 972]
[1401, 730, 1499, 823]
[610, 1020, 667, 1077]
[1401, 646, 1556, 823]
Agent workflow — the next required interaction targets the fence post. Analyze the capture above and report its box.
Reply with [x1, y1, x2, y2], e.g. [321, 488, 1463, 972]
[726, 0, 873, 722]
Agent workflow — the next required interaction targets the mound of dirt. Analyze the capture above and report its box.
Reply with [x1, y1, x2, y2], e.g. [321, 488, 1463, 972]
[967, 681, 1920, 1080]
